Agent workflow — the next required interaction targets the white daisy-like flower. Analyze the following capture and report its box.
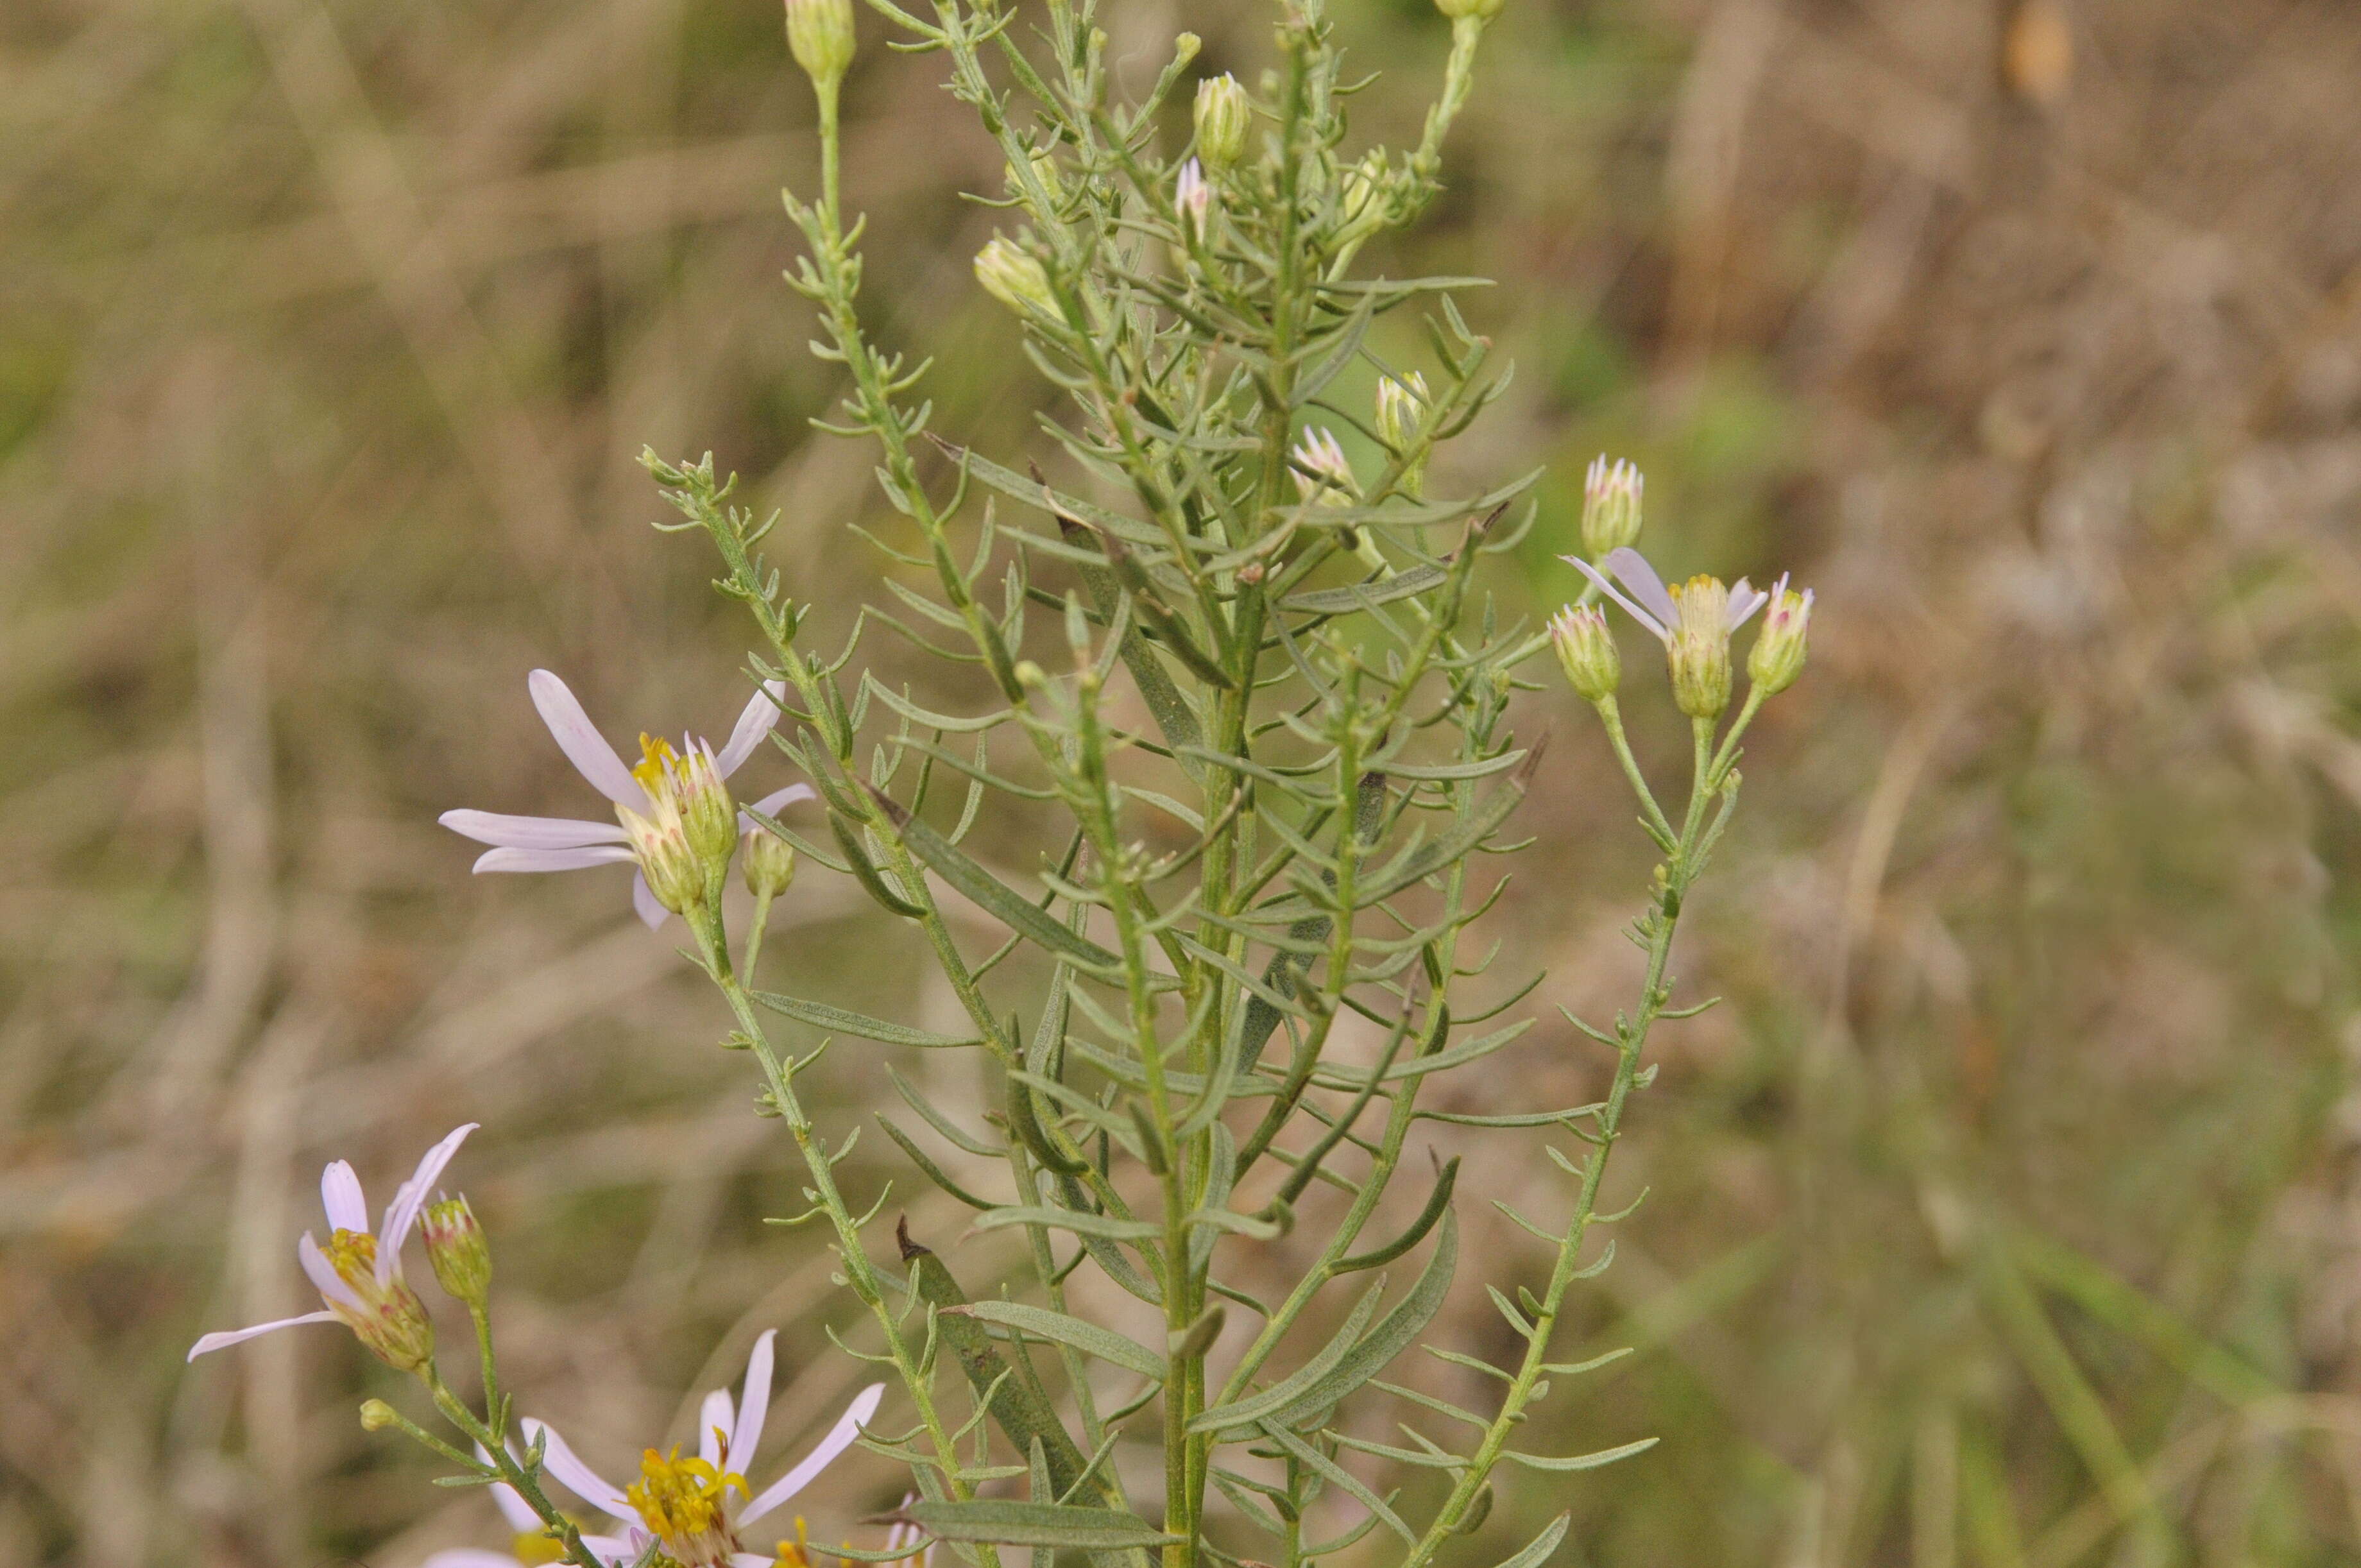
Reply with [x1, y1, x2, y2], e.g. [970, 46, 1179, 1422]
[189, 1124, 477, 1370]
[440, 671, 813, 928]
[522, 1332, 885, 1568]
[1562, 546, 1771, 719]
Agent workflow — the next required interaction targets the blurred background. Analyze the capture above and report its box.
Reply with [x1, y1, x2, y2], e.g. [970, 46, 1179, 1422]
[6, 0, 2361, 1563]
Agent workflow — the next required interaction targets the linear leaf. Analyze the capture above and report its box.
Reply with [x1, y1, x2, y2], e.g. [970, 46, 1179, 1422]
[1281, 563, 1448, 615]
[751, 991, 981, 1048]
[1503, 1436, 1659, 1472]
[901, 1501, 1177, 1551]
[1269, 1209, 1458, 1424]
[972, 1206, 1163, 1243]
[950, 1301, 1164, 1379]
[868, 789, 1123, 970]
[1189, 1277, 1388, 1436]
[1491, 1513, 1571, 1568]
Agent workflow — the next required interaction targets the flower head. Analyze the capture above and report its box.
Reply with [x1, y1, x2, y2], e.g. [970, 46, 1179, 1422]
[1562, 547, 1769, 719]
[1746, 573, 1814, 695]
[189, 1123, 477, 1372]
[1290, 427, 1356, 509]
[439, 672, 810, 929]
[1580, 456, 1644, 558]
[524, 1334, 884, 1568]
[1549, 603, 1620, 703]
[1193, 74, 1252, 170]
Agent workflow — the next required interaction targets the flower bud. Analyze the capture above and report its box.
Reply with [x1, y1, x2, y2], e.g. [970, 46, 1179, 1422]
[1335, 150, 1391, 247]
[1174, 159, 1210, 242]
[1374, 371, 1428, 450]
[1549, 604, 1620, 703]
[1665, 575, 1735, 719]
[1374, 372, 1430, 495]
[1290, 428, 1355, 508]
[1435, 0, 1504, 19]
[1193, 74, 1253, 170]
[1746, 574, 1813, 695]
[743, 824, 797, 899]
[1580, 456, 1643, 559]
[359, 1399, 399, 1432]
[421, 1195, 491, 1308]
[785, 0, 856, 90]
[974, 237, 1055, 318]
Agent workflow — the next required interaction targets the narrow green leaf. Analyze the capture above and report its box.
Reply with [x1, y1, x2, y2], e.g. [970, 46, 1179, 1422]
[1503, 1436, 1659, 1472]
[1269, 1210, 1458, 1424]
[752, 991, 980, 1048]
[972, 1206, 1163, 1243]
[867, 788, 1122, 969]
[950, 1301, 1164, 1379]
[897, 1222, 1100, 1508]
[1281, 563, 1447, 615]
[829, 812, 927, 917]
[1256, 1424, 1413, 1545]
[1189, 1277, 1388, 1435]
[1490, 1513, 1571, 1568]
[901, 1501, 1177, 1551]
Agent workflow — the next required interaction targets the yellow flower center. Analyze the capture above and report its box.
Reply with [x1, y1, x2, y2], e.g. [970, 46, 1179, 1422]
[631, 735, 690, 799]
[325, 1227, 378, 1284]
[774, 1517, 813, 1568]
[626, 1445, 745, 1551]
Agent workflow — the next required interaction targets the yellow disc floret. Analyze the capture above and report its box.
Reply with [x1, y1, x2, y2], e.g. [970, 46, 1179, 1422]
[627, 1446, 746, 1568]
[618, 735, 736, 917]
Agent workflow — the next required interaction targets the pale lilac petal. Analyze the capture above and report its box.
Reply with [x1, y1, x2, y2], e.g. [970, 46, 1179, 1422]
[187, 1311, 339, 1360]
[729, 1331, 777, 1472]
[529, 670, 647, 810]
[320, 1161, 369, 1233]
[1564, 554, 1668, 642]
[1725, 578, 1767, 629]
[737, 1384, 885, 1528]
[699, 1388, 736, 1469]
[473, 845, 637, 874]
[1603, 547, 1679, 627]
[379, 1123, 479, 1281]
[739, 785, 816, 831]
[716, 681, 787, 779]
[522, 1420, 631, 1519]
[298, 1232, 363, 1309]
[632, 872, 668, 930]
[581, 1537, 640, 1568]
[441, 810, 630, 850]
[423, 1551, 528, 1568]
[728, 1555, 774, 1568]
